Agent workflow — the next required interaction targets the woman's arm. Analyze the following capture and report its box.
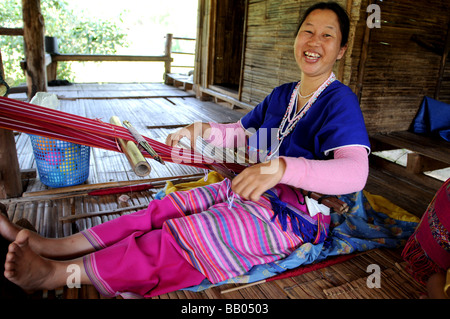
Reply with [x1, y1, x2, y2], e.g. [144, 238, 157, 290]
[203, 121, 248, 148]
[165, 122, 212, 150]
[232, 146, 368, 201]
[279, 146, 369, 195]
[165, 121, 248, 150]
[167, 122, 368, 199]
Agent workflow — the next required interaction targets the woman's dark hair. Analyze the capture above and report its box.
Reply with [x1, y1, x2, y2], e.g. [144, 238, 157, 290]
[296, 1, 350, 47]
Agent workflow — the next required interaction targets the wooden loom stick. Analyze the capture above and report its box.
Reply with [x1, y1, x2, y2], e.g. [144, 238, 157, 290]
[123, 120, 165, 165]
[59, 204, 149, 222]
[18, 173, 205, 199]
[300, 190, 349, 214]
[109, 116, 151, 177]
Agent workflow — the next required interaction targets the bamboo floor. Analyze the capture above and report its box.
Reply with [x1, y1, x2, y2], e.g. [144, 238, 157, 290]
[1, 82, 427, 300]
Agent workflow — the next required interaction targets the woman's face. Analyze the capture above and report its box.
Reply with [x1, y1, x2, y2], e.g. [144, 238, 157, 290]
[294, 9, 347, 79]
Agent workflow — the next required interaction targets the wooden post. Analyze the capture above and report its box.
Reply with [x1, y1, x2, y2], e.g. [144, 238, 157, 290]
[47, 59, 58, 82]
[164, 33, 173, 83]
[0, 48, 4, 83]
[435, 22, 450, 100]
[0, 49, 22, 199]
[355, 16, 372, 101]
[22, 0, 47, 99]
[0, 131, 23, 199]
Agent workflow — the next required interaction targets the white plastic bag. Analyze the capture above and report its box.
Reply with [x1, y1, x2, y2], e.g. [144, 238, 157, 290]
[30, 92, 59, 110]
[305, 196, 331, 218]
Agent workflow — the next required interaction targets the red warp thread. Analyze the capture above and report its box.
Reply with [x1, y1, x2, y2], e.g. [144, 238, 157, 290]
[0, 96, 245, 174]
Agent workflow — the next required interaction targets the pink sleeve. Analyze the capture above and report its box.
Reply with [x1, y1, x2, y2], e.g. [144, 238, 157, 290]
[279, 146, 369, 195]
[204, 121, 247, 148]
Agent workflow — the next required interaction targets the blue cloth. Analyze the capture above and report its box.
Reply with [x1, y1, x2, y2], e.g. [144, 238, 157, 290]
[265, 189, 327, 243]
[240, 81, 371, 160]
[412, 96, 450, 141]
[185, 191, 418, 291]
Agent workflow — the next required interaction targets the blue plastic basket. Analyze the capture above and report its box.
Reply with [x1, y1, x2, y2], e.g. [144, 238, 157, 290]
[29, 135, 90, 188]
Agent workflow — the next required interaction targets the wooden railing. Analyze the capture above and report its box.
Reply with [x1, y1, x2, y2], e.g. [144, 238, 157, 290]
[1, 26, 198, 94]
[0, 27, 24, 36]
[46, 33, 174, 83]
[0, 27, 26, 95]
[171, 36, 196, 71]
[1, 24, 177, 96]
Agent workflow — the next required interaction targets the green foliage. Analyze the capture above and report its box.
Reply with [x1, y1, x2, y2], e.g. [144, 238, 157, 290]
[1, 0, 128, 86]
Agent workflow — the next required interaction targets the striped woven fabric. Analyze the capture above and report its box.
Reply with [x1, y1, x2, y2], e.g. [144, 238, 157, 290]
[163, 179, 326, 284]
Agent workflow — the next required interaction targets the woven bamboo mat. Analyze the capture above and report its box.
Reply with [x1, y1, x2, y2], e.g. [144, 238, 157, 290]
[53, 248, 425, 300]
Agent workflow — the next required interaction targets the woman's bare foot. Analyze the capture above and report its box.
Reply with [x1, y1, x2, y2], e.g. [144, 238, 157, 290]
[4, 229, 59, 292]
[0, 204, 21, 242]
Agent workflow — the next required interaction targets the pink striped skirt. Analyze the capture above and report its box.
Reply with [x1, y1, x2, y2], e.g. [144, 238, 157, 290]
[82, 179, 329, 298]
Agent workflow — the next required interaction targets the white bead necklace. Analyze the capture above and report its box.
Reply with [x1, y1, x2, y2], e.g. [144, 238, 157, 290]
[298, 87, 315, 99]
[266, 72, 336, 160]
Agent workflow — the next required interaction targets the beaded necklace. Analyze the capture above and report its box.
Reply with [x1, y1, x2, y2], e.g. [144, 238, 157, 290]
[266, 72, 336, 160]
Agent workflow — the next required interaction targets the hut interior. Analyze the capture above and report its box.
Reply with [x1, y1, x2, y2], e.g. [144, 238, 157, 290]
[0, 0, 449, 301]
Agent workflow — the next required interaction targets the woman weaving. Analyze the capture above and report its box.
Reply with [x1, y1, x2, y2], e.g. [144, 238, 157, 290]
[1, 2, 370, 298]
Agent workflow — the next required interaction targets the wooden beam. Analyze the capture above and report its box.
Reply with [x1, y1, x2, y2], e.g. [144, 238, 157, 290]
[406, 153, 449, 174]
[164, 33, 173, 83]
[199, 87, 254, 110]
[355, 4, 373, 102]
[19, 173, 204, 198]
[22, 0, 47, 99]
[237, 0, 249, 101]
[146, 122, 232, 130]
[370, 131, 450, 166]
[51, 54, 172, 63]
[435, 22, 450, 100]
[59, 204, 149, 222]
[0, 48, 5, 85]
[0, 131, 22, 199]
[0, 27, 24, 36]
[57, 94, 195, 101]
[369, 155, 444, 191]
[0, 48, 22, 199]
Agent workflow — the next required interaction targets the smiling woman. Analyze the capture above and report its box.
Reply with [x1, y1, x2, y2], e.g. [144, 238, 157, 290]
[294, 3, 349, 106]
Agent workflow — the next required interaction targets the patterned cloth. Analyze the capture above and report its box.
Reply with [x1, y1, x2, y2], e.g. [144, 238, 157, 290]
[82, 177, 330, 298]
[164, 178, 329, 284]
[402, 178, 450, 284]
[185, 190, 419, 291]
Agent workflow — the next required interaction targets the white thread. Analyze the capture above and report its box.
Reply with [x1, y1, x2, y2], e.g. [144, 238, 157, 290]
[226, 179, 235, 209]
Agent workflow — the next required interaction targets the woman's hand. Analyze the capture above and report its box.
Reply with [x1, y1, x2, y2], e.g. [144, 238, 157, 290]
[165, 122, 211, 150]
[231, 158, 286, 201]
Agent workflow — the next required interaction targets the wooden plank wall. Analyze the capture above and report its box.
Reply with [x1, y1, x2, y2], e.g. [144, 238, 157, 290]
[195, 0, 361, 106]
[347, 0, 450, 134]
[194, 0, 212, 90]
[240, 0, 347, 105]
[437, 34, 450, 103]
[240, 0, 450, 131]
[196, 0, 450, 135]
